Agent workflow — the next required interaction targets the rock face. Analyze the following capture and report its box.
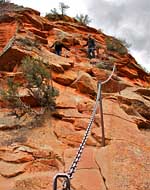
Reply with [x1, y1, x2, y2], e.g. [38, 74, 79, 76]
[0, 3, 150, 190]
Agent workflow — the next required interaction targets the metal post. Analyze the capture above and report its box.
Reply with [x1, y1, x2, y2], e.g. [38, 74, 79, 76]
[99, 83, 105, 147]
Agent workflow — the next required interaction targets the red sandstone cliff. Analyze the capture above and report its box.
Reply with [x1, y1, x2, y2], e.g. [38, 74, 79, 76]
[0, 3, 150, 190]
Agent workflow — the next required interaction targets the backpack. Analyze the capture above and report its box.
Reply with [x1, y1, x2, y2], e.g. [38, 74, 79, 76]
[54, 41, 61, 48]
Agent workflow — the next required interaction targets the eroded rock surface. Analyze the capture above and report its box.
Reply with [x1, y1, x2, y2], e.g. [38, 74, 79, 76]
[0, 3, 149, 190]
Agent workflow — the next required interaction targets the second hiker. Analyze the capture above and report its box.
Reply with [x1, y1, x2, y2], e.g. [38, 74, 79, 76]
[83, 34, 96, 59]
[50, 39, 70, 56]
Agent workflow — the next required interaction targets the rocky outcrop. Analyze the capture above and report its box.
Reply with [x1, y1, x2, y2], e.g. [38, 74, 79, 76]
[0, 3, 149, 190]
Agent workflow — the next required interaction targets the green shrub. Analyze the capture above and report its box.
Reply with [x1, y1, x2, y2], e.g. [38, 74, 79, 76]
[106, 37, 128, 55]
[45, 2, 70, 21]
[118, 38, 131, 49]
[108, 56, 116, 63]
[21, 56, 59, 109]
[0, 77, 32, 119]
[45, 9, 59, 21]
[96, 61, 114, 70]
[50, 8, 59, 15]
[75, 14, 91, 26]
[0, 77, 21, 108]
[0, 56, 59, 118]
[16, 37, 40, 48]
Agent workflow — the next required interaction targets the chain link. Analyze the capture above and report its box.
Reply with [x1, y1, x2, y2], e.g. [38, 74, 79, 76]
[67, 64, 116, 179]
[53, 64, 116, 190]
[67, 82, 102, 179]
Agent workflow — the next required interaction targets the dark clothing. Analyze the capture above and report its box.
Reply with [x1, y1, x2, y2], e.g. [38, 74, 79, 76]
[84, 37, 96, 59]
[51, 41, 70, 56]
[84, 38, 96, 49]
[87, 47, 95, 59]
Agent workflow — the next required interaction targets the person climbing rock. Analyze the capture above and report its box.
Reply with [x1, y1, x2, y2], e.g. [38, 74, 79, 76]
[83, 34, 96, 59]
[50, 39, 70, 56]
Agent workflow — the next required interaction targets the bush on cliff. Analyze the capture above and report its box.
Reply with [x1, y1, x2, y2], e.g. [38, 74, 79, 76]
[45, 2, 70, 21]
[106, 37, 129, 55]
[21, 56, 59, 109]
[0, 56, 59, 118]
[75, 14, 91, 26]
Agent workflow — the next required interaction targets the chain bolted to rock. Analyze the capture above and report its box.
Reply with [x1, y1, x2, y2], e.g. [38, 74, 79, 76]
[53, 64, 116, 190]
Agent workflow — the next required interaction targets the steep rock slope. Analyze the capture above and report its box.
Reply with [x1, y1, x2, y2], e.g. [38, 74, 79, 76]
[0, 3, 150, 190]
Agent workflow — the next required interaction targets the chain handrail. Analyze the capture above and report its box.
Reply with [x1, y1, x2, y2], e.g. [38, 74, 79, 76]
[101, 64, 116, 85]
[53, 64, 116, 190]
[67, 81, 102, 179]
[67, 64, 115, 179]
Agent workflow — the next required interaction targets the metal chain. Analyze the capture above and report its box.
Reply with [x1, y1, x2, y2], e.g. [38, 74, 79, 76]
[101, 65, 116, 85]
[67, 82, 102, 179]
[53, 64, 116, 190]
[67, 64, 116, 179]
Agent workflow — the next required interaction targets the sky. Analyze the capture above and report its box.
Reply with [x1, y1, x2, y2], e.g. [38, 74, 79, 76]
[10, 0, 150, 72]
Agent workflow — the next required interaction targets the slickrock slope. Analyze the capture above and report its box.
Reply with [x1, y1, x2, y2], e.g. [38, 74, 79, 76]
[0, 3, 150, 190]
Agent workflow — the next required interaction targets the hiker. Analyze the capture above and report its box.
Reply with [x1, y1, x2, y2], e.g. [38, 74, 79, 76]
[83, 34, 96, 59]
[50, 40, 70, 56]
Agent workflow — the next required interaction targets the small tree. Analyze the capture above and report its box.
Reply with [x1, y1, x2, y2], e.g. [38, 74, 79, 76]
[0, 77, 22, 108]
[45, 2, 70, 21]
[118, 38, 131, 49]
[75, 14, 91, 25]
[0, 56, 59, 119]
[50, 8, 59, 15]
[21, 56, 59, 110]
[59, 2, 70, 16]
[106, 37, 128, 55]
[0, 77, 32, 118]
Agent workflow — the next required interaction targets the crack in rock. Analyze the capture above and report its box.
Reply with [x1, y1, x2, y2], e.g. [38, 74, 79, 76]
[94, 157, 109, 190]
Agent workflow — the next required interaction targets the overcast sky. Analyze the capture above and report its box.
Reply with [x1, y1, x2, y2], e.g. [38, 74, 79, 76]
[10, 0, 150, 72]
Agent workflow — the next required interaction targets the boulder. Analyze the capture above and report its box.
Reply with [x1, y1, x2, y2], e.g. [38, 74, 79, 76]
[71, 71, 97, 96]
